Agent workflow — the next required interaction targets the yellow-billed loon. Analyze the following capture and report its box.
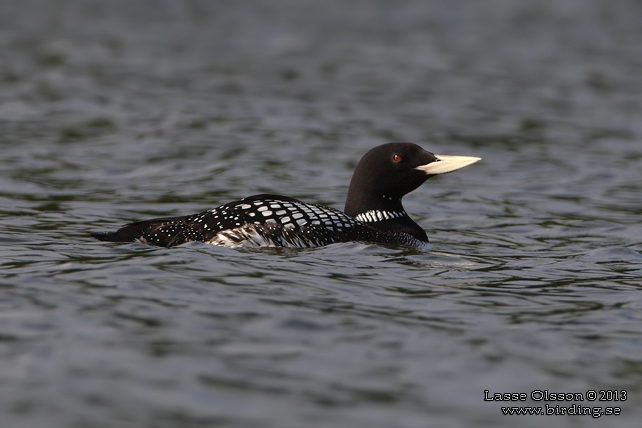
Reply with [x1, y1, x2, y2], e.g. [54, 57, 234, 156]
[92, 143, 480, 248]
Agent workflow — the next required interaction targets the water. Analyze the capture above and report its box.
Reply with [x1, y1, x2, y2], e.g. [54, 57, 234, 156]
[1, 1, 642, 427]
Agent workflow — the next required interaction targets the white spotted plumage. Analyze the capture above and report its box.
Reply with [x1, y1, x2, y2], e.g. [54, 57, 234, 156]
[167, 194, 375, 248]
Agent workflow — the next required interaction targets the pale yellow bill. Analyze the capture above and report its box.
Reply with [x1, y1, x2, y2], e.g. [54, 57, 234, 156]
[415, 154, 481, 175]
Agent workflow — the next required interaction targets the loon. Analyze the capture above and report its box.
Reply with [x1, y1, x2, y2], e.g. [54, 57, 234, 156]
[92, 143, 480, 249]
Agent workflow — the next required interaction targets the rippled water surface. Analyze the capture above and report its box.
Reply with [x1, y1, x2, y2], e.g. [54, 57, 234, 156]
[2, 1, 642, 427]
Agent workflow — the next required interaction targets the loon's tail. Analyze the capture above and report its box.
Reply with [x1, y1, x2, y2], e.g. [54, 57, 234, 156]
[91, 216, 200, 247]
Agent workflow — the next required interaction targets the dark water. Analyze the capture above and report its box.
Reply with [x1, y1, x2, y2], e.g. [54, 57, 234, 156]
[2, 1, 642, 427]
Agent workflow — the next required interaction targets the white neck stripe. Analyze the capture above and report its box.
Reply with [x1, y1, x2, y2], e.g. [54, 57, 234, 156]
[355, 210, 404, 223]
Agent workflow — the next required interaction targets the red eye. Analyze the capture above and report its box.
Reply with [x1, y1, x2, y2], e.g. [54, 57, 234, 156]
[393, 154, 402, 162]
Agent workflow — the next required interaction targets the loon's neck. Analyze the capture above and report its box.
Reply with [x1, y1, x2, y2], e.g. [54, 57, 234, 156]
[345, 192, 428, 243]
[345, 190, 403, 218]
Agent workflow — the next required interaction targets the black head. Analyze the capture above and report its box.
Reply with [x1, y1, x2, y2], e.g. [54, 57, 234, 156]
[344, 142, 480, 218]
[348, 143, 437, 200]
